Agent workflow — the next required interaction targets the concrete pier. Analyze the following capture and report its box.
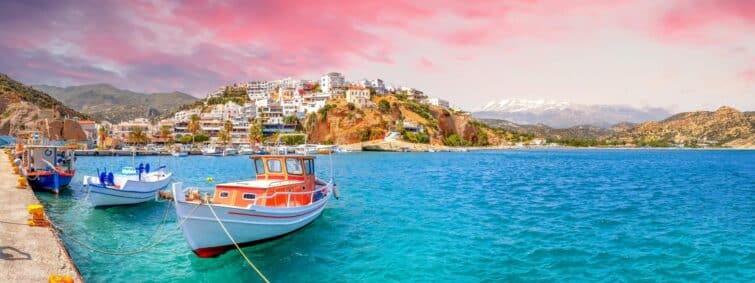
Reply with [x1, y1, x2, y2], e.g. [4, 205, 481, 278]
[0, 154, 82, 282]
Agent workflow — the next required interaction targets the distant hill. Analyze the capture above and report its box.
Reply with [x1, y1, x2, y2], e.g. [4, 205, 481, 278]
[0, 73, 88, 136]
[480, 106, 755, 148]
[472, 98, 671, 128]
[615, 106, 754, 148]
[33, 84, 198, 122]
[479, 118, 617, 140]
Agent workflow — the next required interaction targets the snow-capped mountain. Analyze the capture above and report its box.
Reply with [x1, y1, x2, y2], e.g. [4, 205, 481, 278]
[472, 98, 671, 128]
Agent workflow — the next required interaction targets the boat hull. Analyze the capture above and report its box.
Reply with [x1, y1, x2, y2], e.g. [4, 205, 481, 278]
[84, 173, 172, 207]
[172, 183, 331, 257]
[27, 173, 73, 193]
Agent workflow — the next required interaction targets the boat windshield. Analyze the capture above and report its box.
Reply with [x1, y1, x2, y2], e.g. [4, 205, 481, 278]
[286, 158, 302, 175]
[254, 159, 264, 174]
[267, 159, 282, 173]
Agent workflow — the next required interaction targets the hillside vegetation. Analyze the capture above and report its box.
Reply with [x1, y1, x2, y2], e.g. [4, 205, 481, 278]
[0, 73, 88, 135]
[34, 84, 197, 122]
[305, 95, 531, 145]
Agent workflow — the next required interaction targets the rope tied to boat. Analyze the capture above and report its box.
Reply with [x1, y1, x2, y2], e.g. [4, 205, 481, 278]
[206, 203, 271, 283]
[52, 201, 201, 256]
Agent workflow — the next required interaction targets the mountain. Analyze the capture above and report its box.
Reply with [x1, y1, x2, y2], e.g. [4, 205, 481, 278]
[615, 106, 754, 148]
[0, 73, 88, 137]
[472, 98, 671, 128]
[33, 84, 198, 123]
[479, 106, 755, 148]
[479, 118, 617, 140]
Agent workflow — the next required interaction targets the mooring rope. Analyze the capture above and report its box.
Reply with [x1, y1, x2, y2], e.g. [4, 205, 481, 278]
[207, 203, 270, 283]
[52, 201, 201, 256]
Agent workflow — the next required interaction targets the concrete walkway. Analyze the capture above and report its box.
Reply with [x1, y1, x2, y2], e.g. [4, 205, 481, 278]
[0, 154, 82, 282]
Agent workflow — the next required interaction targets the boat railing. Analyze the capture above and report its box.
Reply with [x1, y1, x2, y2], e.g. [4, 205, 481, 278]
[249, 187, 329, 208]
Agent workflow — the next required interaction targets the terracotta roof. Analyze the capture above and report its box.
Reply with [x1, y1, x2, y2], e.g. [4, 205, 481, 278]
[78, 120, 96, 124]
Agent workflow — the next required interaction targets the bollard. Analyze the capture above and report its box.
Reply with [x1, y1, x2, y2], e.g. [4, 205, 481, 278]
[27, 204, 50, 227]
[17, 176, 27, 189]
[12, 166, 20, 175]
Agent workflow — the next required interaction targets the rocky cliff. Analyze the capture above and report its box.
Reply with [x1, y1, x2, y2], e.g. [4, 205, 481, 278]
[0, 73, 88, 139]
[305, 95, 518, 145]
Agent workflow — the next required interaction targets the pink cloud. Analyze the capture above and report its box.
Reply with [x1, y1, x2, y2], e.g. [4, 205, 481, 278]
[657, 0, 755, 43]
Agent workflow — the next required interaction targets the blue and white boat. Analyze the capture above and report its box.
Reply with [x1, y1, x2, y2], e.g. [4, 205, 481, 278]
[20, 145, 76, 194]
[82, 163, 172, 207]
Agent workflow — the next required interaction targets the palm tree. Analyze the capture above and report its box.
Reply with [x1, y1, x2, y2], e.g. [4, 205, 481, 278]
[127, 127, 149, 145]
[159, 125, 171, 140]
[222, 120, 234, 145]
[97, 126, 109, 149]
[249, 121, 262, 144]
[218, 129, 231, 145]
[187, 114, 201, 145]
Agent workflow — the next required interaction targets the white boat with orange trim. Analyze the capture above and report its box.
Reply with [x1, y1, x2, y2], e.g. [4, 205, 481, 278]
[171, 155, 336, 258]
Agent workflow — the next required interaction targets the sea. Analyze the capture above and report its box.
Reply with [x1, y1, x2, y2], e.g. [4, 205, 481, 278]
[35, 149, 755, 282]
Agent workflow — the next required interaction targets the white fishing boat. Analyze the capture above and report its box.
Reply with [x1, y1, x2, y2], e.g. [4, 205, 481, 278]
[201, 145, 223, 156]
[171, 155, 336, 257]
[237, 144, 254, 155]
[171, 145, 189, 157]
[222, 147, 238, 156]
[83, 163, 172, 207]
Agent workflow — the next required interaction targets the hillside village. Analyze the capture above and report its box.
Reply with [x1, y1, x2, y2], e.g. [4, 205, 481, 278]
[93, 72, 495, 148]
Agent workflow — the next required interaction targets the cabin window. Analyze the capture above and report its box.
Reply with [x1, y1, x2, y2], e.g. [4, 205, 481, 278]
[286, 158, 303, 175]
[305, 159, 314, 175]
[254, 159, 265, 174]
[267, 159, 282, 173]
[242, 193, 256, 200]
[219, 191, 229, 198]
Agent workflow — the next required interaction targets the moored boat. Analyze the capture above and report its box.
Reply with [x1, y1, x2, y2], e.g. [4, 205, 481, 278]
[171, 155, 335, 257]
[201, 144, 223, 156]
[222, 147, 238, 156]
[237, 144, 254, 155]
[83, 163, 172, 207]
[20, 145, 76, 194]
[171, 145, 189, 157]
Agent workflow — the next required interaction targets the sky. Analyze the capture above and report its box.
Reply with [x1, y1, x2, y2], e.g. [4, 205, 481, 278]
[0, 0, 753, 111]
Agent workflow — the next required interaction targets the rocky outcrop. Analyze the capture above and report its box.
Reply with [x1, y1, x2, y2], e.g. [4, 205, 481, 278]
[306, 96, 502, 145]
[0, 73, 88, 138]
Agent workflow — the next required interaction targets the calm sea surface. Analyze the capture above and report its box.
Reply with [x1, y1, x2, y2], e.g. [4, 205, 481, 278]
[35, 150, 755, 282]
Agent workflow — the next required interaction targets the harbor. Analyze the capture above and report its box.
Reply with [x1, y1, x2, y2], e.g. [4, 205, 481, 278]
[0, 149, 81, 282]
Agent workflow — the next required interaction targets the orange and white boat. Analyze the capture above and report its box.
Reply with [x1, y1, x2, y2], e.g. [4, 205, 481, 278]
[171, 155, 336, 257]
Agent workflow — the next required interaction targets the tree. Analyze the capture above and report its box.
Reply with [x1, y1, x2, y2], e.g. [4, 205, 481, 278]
[443, 134, 470, 147]
[218, 129, 231, 145]
[127, 127, 149, 145]
[97, 126, 109, 149]
[249, 121, 263, 144]
[283, 115, 299, 125]
[187, 114, 201, 144]
[378, 99, 391, 114]
[159, 125, 171, 140]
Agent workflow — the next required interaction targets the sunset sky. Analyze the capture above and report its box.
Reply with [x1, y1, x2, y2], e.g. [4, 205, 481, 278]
[0, 0, 753, 111]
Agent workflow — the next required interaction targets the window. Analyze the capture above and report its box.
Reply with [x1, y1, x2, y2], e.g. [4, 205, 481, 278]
[305, 159, 313, 175]
[286, 158, 303, 175]
[218, 191, 229, 198]
[267, 159, 282, 173]
[254, 158, 265, 175]
[242, 193, 256, 200]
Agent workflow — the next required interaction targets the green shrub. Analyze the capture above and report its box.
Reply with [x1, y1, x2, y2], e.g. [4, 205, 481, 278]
[378, 99, 391, 114]
[443, 134, 471, 146]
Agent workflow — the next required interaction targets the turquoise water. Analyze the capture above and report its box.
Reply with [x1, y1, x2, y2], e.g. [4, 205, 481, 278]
[35, 150, 754, 282]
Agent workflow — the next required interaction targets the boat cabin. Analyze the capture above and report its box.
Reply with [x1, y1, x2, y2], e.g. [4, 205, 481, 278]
[211, 155, 322, 208]
[21, 145, 76, 175]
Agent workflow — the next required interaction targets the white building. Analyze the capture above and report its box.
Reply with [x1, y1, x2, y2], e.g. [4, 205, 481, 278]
[370, 78, 386, 94]
[346, 87, 371, 107]
[320, 72, 345, 94]
[424, 97, 450, 108]
[174, 109, 201, 122]
[247, 81, 274, 100]
[402, 87, 427, 101]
